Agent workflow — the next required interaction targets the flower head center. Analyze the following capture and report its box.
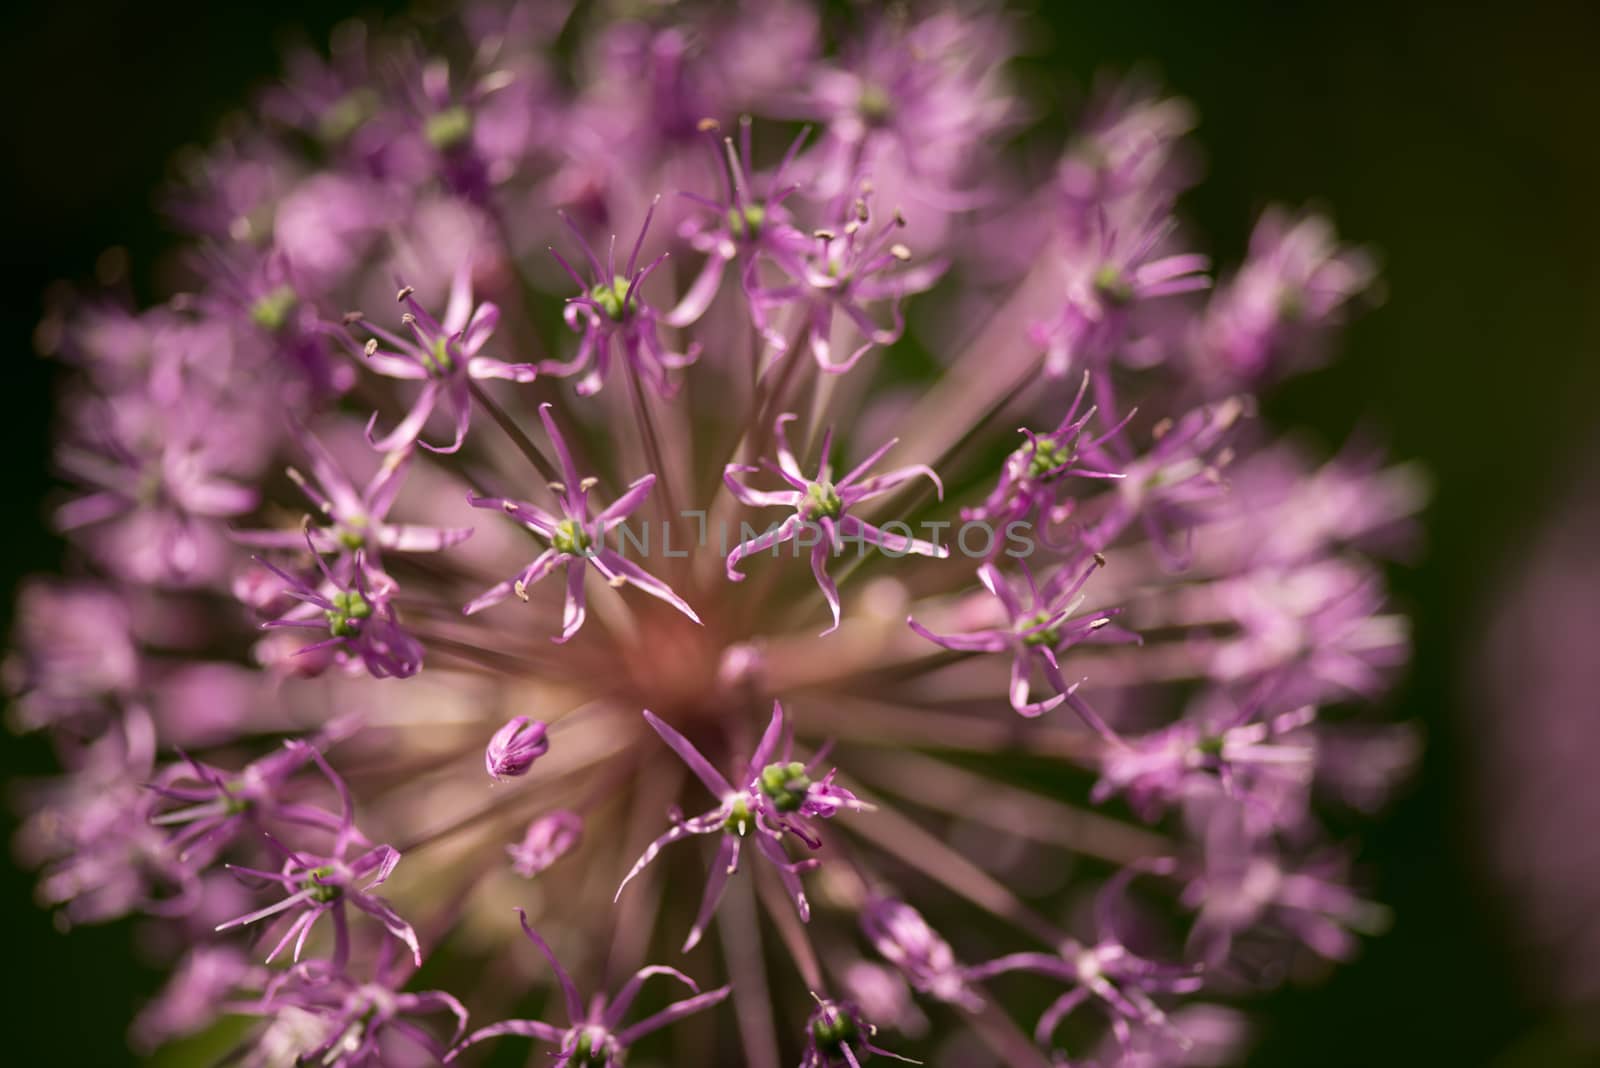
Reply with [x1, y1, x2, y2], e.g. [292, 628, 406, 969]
[810, 1001, 860, 1055]
[589, 276, 638, 321]
[326, 590, 372, 638]
[1093, 264, 1134, 306]
[727, 203, 766, 240]
[302, 864, 342, 903]
[424, 105, 473, 150]
[803, 481, 843, 520]
[1021, 437, 1074, 480]
[569, 1026, 616, 1067]
[723, 794, 753, 836]
[249, 286, 298, 333]
[420, 336, 456, 377]
[857, 83, 893, 125]
[1018, 610, 1060, 647]
[318, 88, 378, 143]
[553, 518, 593, 556]
[758, 761, 812, 813]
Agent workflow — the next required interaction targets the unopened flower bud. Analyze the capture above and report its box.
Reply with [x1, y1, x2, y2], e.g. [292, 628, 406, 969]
[485, 716, 549, 781]
[507, 810, 582, 877]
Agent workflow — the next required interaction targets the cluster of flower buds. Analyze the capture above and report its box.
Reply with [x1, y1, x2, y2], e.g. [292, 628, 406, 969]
[9, 2, 1421, 1065]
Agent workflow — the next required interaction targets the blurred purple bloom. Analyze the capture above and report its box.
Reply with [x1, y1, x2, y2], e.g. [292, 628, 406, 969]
[751, 196, 944, 373]
[507, 810, 582, 878]
[3, 579, 138, 731]
[244, 957, 467, 1066]
[216, 749, 419, 970]
[1202, 207, 1375, 382]
[861, 898, 981, 1010]
[234, 433, 472, 584]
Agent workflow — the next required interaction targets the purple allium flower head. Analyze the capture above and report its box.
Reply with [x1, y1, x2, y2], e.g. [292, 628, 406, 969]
[357, 266, 536, 453]
[966, 924, 1203, 1053]
[215, 748, 420, 970]
[255, 528, 424, 679]
[149, 737, 348, 869]
[794, 7, 1016, 211]
[244, 957, 467, 1066]
[131, 944, 267, 1053]
[726, 414, 946, 634]
[464, 402, 701, 637]
[861, 898, 981, 1010]
[910, 558, 1133, 721]
[484, 715, 549, 780]
[55, 388, 261, 583]
[507, 809, 582, 878]
[1181, 804, 1389, 969]
[668, 118, 812, 338]
[1201, 207, 1376, 383]
[3, 579, 138, 731]
[752, 194, 945, 372]
[617, 703, 870, 952]
[1033, 212, 1210, 380]
[541, 198, 700, 396]
[9, 5, 1419, 1063]
[1057, 78, 1198, 233]
[1080, 396, 1251, 568]
[234, 432, 473, 584]
[961, 373, 1129, 531]
[17, 706, 196, 925]
[800, 996, 915, 1068]
[448, 909, 729, 1064]
[1091, 698, 1318, 826]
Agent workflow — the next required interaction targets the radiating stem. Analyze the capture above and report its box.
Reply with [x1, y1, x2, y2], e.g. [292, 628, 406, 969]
[719, 872, 781, 1068]
[849, 747, 1170, 866]
[467, 379, 559, 483]
[755, 862, 825, 992]
[835, 775, 1066, 947]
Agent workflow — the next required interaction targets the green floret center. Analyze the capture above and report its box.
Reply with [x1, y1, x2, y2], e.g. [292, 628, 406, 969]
[337, 515, 370, 551]
[1018, 610, 1060, 647]
[325, 590, 372, 638]
[570, 1030, 611, 1067]
[1276, 286, 1306, 321]
[419, 336, 456, 377]
[758, 761, 812, 813]
[1195, 735, 1227, 757]
[858, 83, 893, 125]
[811, 1005, 860, 1054]
[723, 795, 753, 836]
[589, 276, 638, 321]
[319, 88, 378, 143]
[553, 518, 593, 556]
[1093, 264, 1135, 306]
[1021, 437, 1073, 479]
[424, 105, 473, 150]
[804, 481, 843, 520]
[302, 865, 341, 903]
[727, 203, 766, 240]
[249, 286, 298, 333]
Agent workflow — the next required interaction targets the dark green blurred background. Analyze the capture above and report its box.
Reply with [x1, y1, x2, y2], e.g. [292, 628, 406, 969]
[3, 1, 1597, 1064]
